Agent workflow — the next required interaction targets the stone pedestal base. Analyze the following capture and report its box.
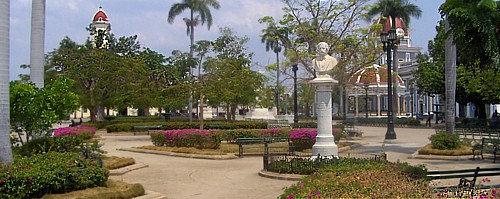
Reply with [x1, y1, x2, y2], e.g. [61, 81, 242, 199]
[311, 139, 339, 158]
[310, 76, 338, 158]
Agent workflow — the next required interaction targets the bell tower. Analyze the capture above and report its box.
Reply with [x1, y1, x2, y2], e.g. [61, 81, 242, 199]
[90, 6, 111, 49]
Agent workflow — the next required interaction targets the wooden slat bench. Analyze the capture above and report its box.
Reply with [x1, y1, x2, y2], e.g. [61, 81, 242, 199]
[427, 167, 500, 190]
[472, 137, 500, 163]
[236, 137, 292, 157]
[132, 125, 163, 135]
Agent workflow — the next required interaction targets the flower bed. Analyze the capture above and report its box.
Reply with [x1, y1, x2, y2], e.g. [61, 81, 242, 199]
[53, 126, 96, 139]
[151, 129, 220, 149]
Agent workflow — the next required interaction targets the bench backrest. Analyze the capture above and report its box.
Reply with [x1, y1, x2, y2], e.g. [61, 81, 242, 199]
[427, 167, 500, 180]
[236, 137, 290, 144]
[236, 138, 266, 143]
[482, 138, 500, 146]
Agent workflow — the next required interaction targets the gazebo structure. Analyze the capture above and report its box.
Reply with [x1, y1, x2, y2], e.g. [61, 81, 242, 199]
[348, 64, 406, 117]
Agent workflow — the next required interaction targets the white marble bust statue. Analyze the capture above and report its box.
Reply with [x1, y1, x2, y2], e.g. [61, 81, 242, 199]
[313, 42, 337, 78]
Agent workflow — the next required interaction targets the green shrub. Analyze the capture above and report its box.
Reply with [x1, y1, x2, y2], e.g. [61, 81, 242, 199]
[291, 122, 317, 128]
[18, 137, 56, 157]
[103, 116, 116, 121]
[150, 132, 166, 146]
[19, 136, 83, 157]
[0, 152, 108, 199]
[105, 121, 267, 133]
[430, 132, 461, 150]
[17, 135, 102, 159]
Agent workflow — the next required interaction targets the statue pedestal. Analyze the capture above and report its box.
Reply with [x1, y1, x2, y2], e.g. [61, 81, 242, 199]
[246, 108, 275, 120]
[311, 77, 338, 158]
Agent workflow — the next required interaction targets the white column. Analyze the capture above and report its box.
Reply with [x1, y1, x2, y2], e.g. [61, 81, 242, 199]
[311, 77, 338, 158]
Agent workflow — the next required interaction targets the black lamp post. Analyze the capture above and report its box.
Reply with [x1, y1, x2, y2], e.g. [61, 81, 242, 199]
[293, 64, 298, 124]
[363, 82, 369, 118]
[409, 83, 414, 118]
[380, 29, 397, 140]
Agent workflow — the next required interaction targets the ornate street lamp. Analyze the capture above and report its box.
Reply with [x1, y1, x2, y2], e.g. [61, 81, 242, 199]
[293, 64, 299, 124]
[380, 29, 397, 140]
[363, 82, 369, 118]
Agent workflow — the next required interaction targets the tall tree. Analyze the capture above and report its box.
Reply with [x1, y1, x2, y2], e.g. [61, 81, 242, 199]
[259, 16, 289, 115]
[30, 0, 46, 88]
[0, 0, 13, 164]
[366, 0, 422, 115]
[50, 37, 146, 122]
[273, 0, 381, 116]
[168, 0, 220, 122]
[204, 27, 264, 120]
[440, 0, 500, 119]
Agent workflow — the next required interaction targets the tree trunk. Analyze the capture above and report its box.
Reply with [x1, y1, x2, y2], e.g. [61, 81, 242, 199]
[187, 10, 195, 123]
[0, 0, 13, 164]
[339, 86, 344, 118]
[478, 103, 487, 120]
[95, 106, 105, 121]
[30, 0, 45, 88]
[199, 93, 204, 130]
[444, 19, 457, 133]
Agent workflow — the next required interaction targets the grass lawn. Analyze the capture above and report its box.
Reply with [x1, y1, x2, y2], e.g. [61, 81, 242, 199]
[418, 144, 475, 156]
[41, 179, 144, 199]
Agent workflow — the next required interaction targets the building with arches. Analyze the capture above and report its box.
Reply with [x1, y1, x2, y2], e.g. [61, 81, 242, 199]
[347, 16, 439, 118]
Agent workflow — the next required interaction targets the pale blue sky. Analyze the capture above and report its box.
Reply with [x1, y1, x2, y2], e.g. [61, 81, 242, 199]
[9, 0, 444, 81]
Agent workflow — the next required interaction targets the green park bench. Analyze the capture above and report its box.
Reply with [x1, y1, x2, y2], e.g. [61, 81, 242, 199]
[472, 137, 500, 163]
[132, 125, 163, 135]
[235, 137, 293, 157]
[427, 167, 500, 191]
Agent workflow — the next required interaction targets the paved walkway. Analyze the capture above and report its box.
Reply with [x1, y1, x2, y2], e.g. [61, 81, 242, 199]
[97, 126, 500, 199]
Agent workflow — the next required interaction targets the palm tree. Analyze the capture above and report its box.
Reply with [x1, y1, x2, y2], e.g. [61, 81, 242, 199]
[260, 18, 289, 115]
[0, 0, 14, 164]
[168, 0, 220, 57]
[366, 0, 422, 115]
[168, 0, 220, 122]
[444, 19, 456, 134]
[30, 0, 46, 88]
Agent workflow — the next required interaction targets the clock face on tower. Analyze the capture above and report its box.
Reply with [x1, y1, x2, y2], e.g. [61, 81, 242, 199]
[396, 28, 405, 38]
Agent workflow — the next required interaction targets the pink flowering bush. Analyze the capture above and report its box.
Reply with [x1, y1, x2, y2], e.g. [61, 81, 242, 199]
[53, 126, 96, 140]
[289, 128, 344, 151]
[151, 129, 220, 149]
[289, 129, 317, 151]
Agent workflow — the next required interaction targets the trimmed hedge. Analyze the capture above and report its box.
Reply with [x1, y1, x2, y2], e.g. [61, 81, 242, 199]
[0, 152, 108, 199]
[218, 128, 292, 142]
[106, 121, 267, 133]
[344, 117, 421, 126]
[150, 129, 220, 149]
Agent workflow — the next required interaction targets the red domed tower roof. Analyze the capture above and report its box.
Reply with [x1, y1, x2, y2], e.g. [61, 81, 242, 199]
[93, 6, 108, 23]
[349, 64, 404, 87]
[375, 16, 408, 36]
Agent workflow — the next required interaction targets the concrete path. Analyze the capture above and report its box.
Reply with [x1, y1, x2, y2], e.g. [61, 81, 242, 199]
[102, 135, 294, 199]
[96, 126, 500, 199]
